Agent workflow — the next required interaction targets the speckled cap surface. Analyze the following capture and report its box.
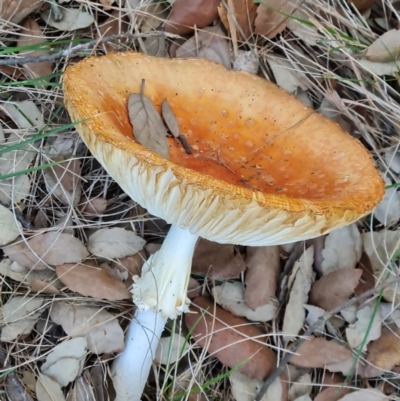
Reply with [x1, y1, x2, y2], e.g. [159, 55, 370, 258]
[63, 52, 384, 245]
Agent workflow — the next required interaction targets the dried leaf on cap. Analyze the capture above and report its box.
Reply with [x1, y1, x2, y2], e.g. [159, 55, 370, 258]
[345, 305, 382, 351]
[373, 174, 400, 227]
[0, 205, 22, 246]
[192, 238, 246, 279]
[230, 371, 287, 401]
[289, 337, 352, 368]
[128, 85, 170, 159]
[364, 327, 400, 378]
[43, 157, 82, 206]
[1, 0, 44, 24]
[176, 25, 231, 69]
[162, 99, 180, 138]
[366, 29, 400, 63]
[4, 100, 44, 129]
[36, 373, 66, 401]
[164, 0, 220, 35]
[41, 8, 94, 31]
[4, 232, 89, 270]
[56, 263, 130, 300]
[50, 302, 124, 354]
[87, 227, 146, 259]
[218, 0, 258, 40]
[244, 246, 280, 309]
[282, 246, 314, 342]
[154, 334, 190, 364]
[362, 230, 400, 303]
[0, 296, 44, 341]
[41, 337, 87, 387]
[213, 281, 278, 322]
[309, 268, 362, 311]
[336, 388, 388, 401]
[320, 224, 362, 275]
[254, 0, 300, 38]
[17, 18, 52, 81]
[185, 296, 276, 380]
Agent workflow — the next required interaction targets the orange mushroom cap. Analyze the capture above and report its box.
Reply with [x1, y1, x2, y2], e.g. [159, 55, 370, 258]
[63, 52, 384, 245]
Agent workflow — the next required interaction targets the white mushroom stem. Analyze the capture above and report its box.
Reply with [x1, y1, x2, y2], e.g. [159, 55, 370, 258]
[112, 225, 199, 401]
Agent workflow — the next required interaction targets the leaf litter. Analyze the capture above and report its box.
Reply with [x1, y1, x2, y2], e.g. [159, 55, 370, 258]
[3, 0, 400, 399]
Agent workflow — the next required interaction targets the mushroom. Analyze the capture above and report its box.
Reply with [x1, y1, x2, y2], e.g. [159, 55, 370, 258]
[63, 52, 384, 400]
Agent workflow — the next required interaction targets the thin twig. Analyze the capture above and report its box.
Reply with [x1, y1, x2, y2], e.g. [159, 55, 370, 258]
[254, 276, 400, 401]
[0, 33, 173, 66]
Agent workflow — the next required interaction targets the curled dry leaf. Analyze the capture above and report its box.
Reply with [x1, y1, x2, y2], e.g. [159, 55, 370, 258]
[17, 18, 53, 80]
[87, 227, 146, 260]
[154, 334, 190, 364]
[185, 296, 276, 380]
[176, 25, 231, 69]
[36, 373, 66, 401]
[0, 205, 22, 246]
[192, 238, 246, 279]
[289, 337, 352, 368]
[366, 29, 400, 63]
[345, 305, 382, 351]
[4, 232, 89, 270]
[254, 0, 300, 38]
[374, 174, 400, 227]
[244, 245, 280, 309]
[282, 246, 314, 342]
[164, 0, 220, 35]
[0, 296, 44, 341]
[320, 224, 362, 275]
[218, 0, 258, 40]
[0, 0, 44, 24]
[128, 86, 170, 159]
[230, 371, 288, 401]
[41, 8, 95, 31]
[362, 230, 400, 303]
[50, 302, 124, 354]
[41, 337, 87, 387]
[213, 282, 278, 322]
[43, 157, 82, 206]
[364, 327, 400, 378]
[56, 263, 130, 301]
[309, 268, 362, 311]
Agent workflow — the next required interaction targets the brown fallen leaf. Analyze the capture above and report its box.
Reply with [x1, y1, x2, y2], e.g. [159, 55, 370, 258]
[354, 252, 375, 296]
[3, 232, 89, 270]
[185, 296, 276, 380]
[289, 337, 352, 368]
[254, 0, 300, 39]
[244, 246, 281, 309]
[218, 0, 258, 40]
[17, 18, 53, 81]
[346, 0, 376, 13]
[1, 0, 44, 24]
[96, 10, 129, 53]
[164, 0, 220, 35]
[314, 373, 350, 401]
[110, 251, 146, 277]
[364, 327, 400, 378]
[192, 238, 246, 279]
[30, 279, 60, 295]
[81, 197, 107, 219]
[56, 263, 131, 301]
[128, 82, 170, 159]
[309, 268, 362, 311]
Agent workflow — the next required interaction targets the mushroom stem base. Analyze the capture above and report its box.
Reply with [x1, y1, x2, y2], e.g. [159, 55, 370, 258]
[111, 308, 166, 401]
